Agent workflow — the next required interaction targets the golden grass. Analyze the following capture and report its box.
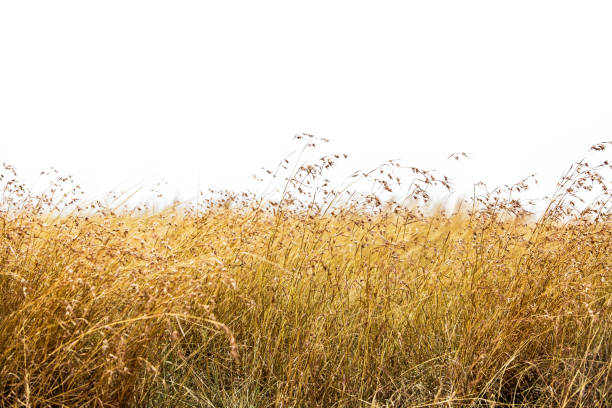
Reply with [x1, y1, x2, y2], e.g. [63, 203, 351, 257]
[1, 139, 611, 407]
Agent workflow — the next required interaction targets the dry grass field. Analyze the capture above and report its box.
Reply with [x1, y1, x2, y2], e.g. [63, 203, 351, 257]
[1, 138, 611, 407]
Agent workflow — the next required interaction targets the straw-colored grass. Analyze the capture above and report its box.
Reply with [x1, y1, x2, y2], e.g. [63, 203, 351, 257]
[1, 138, 611, 407]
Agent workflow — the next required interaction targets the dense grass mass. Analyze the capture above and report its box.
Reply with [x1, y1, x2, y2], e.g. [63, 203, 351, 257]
[1, 139, 611, 407]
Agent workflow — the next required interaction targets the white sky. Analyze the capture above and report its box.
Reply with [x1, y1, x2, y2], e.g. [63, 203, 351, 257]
[1, 1, 611, 203]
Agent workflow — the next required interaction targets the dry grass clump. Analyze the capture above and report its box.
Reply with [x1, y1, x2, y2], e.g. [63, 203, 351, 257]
[1, 138, 611, 407]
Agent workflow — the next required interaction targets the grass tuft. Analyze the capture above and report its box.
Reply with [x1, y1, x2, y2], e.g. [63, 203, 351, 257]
[1, 139, 611, 407]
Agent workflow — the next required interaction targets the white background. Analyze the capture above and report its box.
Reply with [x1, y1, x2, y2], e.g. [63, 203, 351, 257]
[1, 1, 611, 203]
